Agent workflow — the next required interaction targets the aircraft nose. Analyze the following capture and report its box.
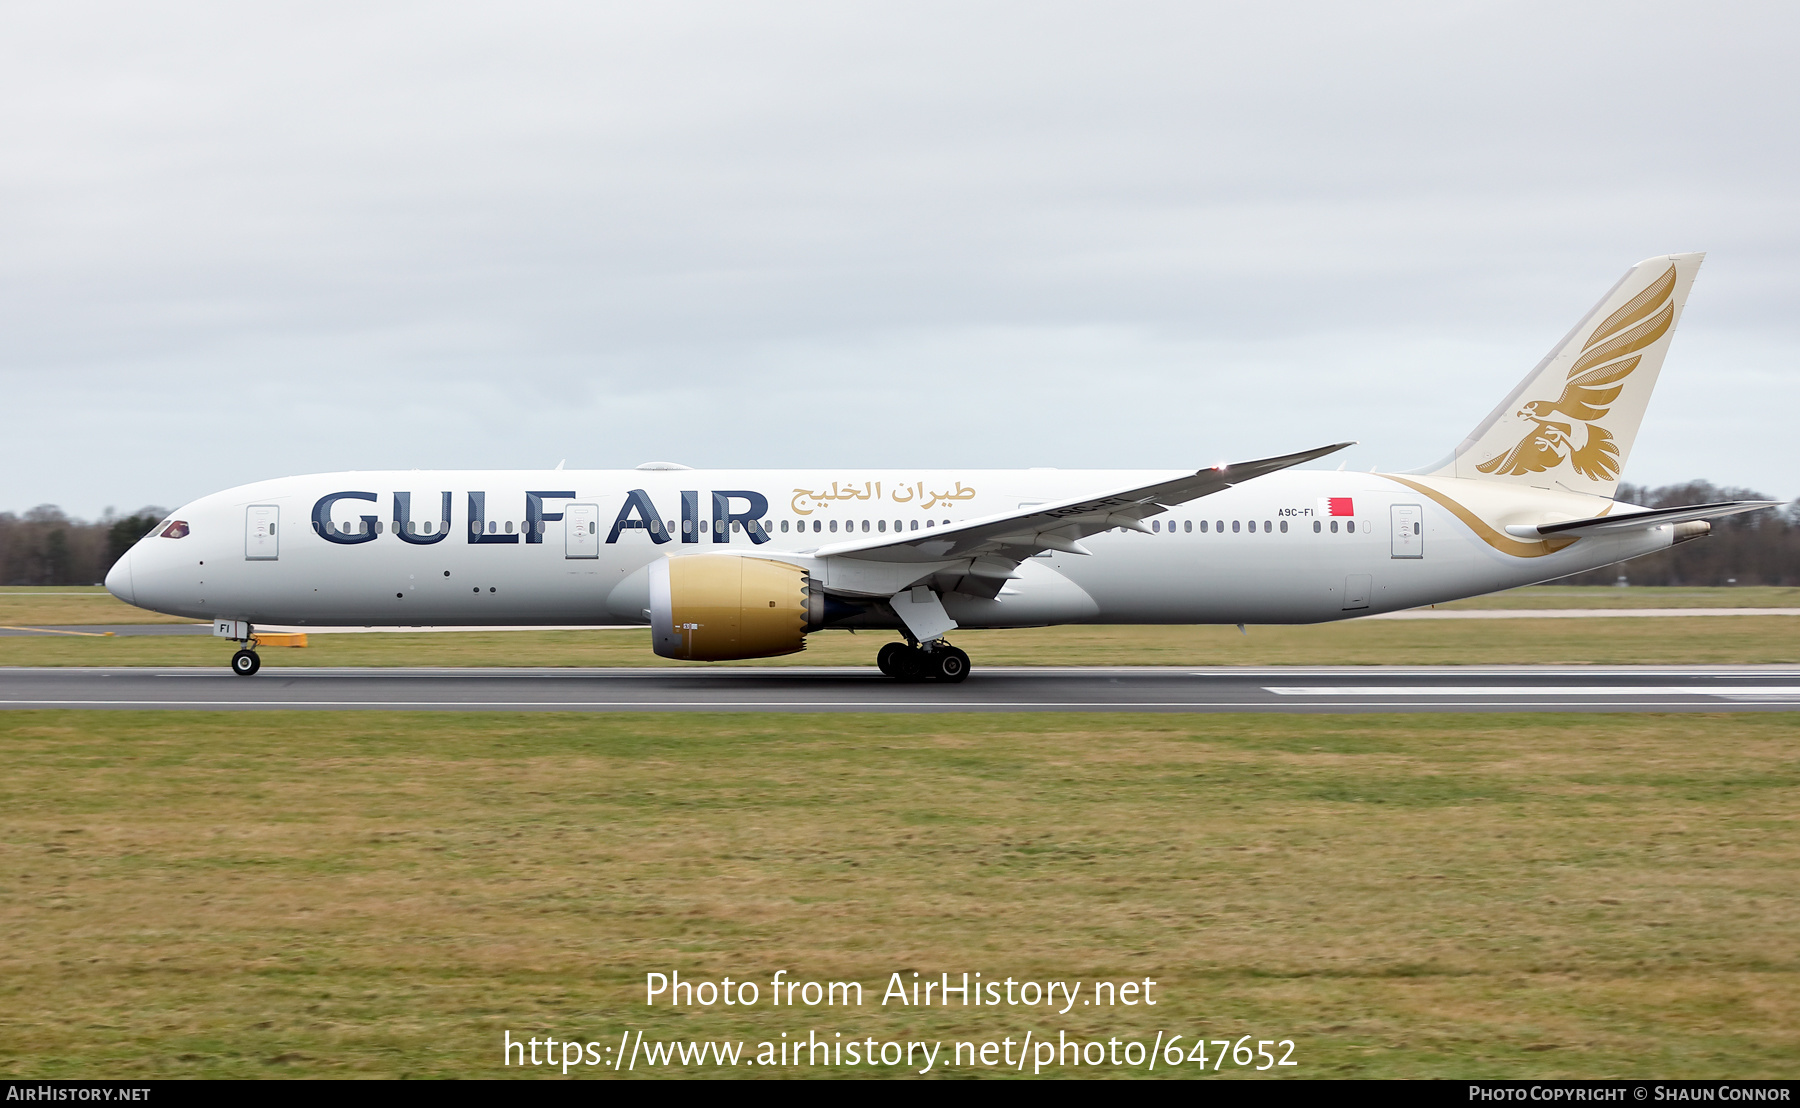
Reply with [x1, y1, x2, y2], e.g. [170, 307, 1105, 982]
[104, 551, 136, 606]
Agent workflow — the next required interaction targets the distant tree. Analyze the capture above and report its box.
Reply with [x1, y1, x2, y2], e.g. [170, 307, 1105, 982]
[0, 504, 164, 585]
[108, 509, 168, 567]
[43, 529, 73, 585]
[1556, 482, 1799, 586]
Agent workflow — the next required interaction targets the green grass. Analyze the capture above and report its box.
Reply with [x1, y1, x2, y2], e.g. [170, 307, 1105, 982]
[1, 711, 1795, 1078]
[3, 585, 1795, 631]
[2, 585, 1795, 670]
[3, 616, 1798, 669]
[1439, 586, 1800, 609]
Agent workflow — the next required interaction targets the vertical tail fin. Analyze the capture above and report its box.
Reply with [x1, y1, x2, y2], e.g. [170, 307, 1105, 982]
[1420, 253, 1704, 498]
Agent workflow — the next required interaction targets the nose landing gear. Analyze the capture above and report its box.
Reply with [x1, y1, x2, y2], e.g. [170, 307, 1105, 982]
[877, 640, 971, 683]
[230, 648, 262, 676]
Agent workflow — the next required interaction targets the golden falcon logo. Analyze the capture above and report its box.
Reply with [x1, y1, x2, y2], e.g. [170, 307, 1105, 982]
[1476, 264, 1676, 481]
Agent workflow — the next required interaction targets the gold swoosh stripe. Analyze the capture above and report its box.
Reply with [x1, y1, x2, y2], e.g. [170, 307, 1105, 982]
[1569, 301, 1672, 377]
[1584, 264, 1676, 351]
[1382, 475, 1580, 558]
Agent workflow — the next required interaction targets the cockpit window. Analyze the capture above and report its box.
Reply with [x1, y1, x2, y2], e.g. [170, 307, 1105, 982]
[160, 520, 190, 539]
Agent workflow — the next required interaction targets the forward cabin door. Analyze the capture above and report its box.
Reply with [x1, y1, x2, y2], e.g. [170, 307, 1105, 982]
[565, 503, 599, 558]
[245, 505, 279, 560]
[1391, 504, 1423, 559]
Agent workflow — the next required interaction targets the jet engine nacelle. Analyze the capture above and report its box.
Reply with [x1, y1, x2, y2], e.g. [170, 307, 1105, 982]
[648, 554, 812, 661]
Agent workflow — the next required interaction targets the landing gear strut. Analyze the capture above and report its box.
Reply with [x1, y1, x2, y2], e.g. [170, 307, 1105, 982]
[878, 640, 970, 683]
[231, 648, 262, 677]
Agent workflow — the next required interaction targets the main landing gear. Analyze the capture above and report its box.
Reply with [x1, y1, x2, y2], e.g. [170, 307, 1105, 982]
[877, 640, 971, 683]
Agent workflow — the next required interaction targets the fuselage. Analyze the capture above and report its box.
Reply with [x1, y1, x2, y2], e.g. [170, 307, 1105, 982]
[107, 466, 1674, 631]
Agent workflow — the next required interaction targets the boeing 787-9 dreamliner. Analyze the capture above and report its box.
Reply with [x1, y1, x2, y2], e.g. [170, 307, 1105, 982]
[106, 253, 1773, 679]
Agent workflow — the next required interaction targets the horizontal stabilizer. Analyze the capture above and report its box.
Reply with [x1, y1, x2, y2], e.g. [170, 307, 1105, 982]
[1502, 500, 1777, 539]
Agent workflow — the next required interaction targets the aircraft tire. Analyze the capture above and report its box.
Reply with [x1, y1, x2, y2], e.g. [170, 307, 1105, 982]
[930, 647, 971, 683]
[231, 649, 261, 677]
[876, 642, 906, 677]
[891, 646, 929, 682]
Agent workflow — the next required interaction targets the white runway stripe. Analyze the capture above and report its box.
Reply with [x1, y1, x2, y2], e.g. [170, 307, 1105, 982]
[1265, 686, 1800, 697]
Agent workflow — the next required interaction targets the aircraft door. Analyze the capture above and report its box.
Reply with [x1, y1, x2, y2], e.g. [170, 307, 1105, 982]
[1390, 504, 1423, 558]
[1342, 573, 1371, 610]
[245, 505, 279, 560]
[565, 503, 599, 559]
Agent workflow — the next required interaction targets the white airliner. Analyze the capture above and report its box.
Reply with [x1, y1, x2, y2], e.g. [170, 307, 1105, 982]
[106, 253, 1772, 679]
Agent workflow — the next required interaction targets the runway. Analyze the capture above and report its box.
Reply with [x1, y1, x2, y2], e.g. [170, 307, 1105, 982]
[1, 665, 1797, 713]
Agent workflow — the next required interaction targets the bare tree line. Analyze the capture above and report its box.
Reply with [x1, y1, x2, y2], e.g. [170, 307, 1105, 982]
[0, 506, 166, 586]
[1556, 482, 1800, 587]
[1, 481, 1795, 587]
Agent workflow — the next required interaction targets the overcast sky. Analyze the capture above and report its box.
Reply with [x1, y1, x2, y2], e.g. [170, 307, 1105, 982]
[3, 1, 1795, 518]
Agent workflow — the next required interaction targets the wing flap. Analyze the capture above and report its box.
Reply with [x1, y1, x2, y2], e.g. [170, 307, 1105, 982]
[812, 442, 1355, 564]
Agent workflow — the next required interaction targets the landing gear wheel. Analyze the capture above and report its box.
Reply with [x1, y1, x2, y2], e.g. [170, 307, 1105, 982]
[231, 649, 261, 677]
[930, 646, 971, 683]
[890, 646, 929, 682]
[877, 642, 907, 677]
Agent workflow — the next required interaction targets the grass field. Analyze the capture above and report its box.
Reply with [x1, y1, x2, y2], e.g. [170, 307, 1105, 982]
[4, 617, 1799, 669]
[5, 584, 1798, 630]
[0, 585, 1798, 669]
[1, 710, 1794, 1079]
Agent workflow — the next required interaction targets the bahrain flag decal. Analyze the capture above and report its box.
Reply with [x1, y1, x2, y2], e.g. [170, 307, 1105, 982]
[1317, 497, 1355, 517]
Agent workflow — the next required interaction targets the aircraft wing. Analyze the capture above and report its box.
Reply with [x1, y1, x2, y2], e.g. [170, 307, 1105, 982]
[1505, 499, 1779, 538]
[812, 442, 1356, 567]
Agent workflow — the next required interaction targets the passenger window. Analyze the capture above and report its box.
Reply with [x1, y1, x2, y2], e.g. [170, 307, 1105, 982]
[878, 520, 887, 533]
[1330, 520, 1338, 533]
[1265, 520, 1272, 531]
[1199, 520, 1208, 533]
[1280, 520, 1288, 533]
[1216, 520, 1224, 532]
[926, 520, 934, 528]
[910, 520, 919, 531]
[732, 520, 742, 533]
[862, 520, 870, 532]
[781, 519, 790, 533]
[829, 520, 838, 533]
[700, 519, 709, 533]
[1152, 520, 1161, 532]
[1232, 520, 1240, 533]
[1313, 520, 1321, 533]
[488, 520, 497, 534]
[1184, 520, 1192, 533]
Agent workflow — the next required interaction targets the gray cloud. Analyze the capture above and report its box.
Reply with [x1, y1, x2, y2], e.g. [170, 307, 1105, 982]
[3, 1, 1795, 516]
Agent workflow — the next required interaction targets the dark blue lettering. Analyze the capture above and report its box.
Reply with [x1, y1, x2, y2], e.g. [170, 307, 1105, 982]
[394, 491, 451, 545]
[467, 492, 517, 544]
[607, 489, 669, 545]
[681, 491, 700, 545]
[312, 491, 378, 545]
[525, 490, 576, 545]
[712, 490, 770, 545]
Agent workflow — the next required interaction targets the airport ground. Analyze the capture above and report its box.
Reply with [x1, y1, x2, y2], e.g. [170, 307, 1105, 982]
[0, 587, 1795, 1078]
[0, 585, 1798, 669]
